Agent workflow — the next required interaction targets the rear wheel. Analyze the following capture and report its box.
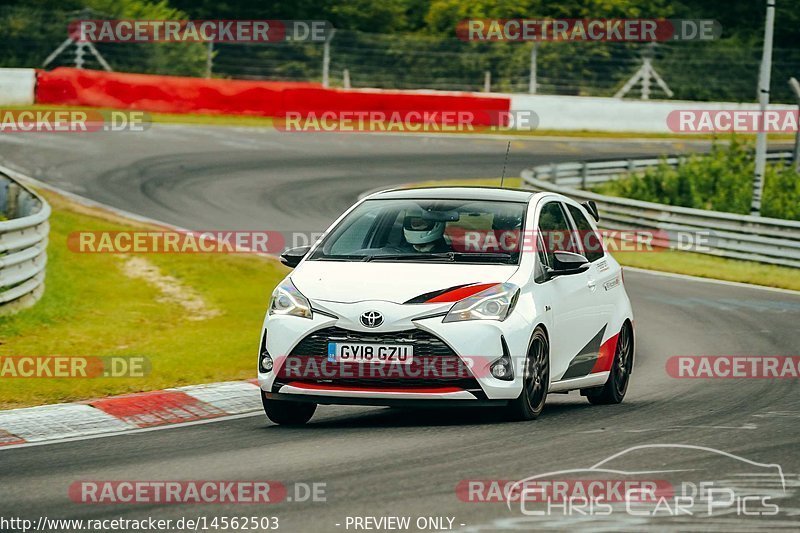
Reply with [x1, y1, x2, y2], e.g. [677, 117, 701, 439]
[585, 321, 633, 405]
[507, 327, 549, 421]
[262, 393, 316, 425]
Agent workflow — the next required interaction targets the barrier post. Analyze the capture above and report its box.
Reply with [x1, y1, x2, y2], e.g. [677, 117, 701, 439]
[580, 162, 588, 189]
[789, 77, 800, 172]
[529, 43, 538, 94]
[205, 41, 214, 79]
[322, 29, 336, 88]
[751, 0, 776, 216]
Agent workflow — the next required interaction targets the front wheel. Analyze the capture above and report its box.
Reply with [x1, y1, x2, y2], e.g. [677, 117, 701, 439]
[506, 327, 549, 421]
[262, 393, 316, 425]
[585, 321, 633, 405]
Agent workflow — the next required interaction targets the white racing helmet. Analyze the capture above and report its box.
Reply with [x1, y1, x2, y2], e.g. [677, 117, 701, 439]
[403, 212, 446, 245]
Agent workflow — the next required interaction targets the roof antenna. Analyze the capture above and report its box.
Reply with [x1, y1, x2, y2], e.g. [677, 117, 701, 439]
[499, 140, 511, 188]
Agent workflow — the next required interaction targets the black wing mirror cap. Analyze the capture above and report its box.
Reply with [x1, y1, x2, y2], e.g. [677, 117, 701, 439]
[548, 251, 590, 278]
[280, 245, 311, 268]
[581, 200, 600, 222]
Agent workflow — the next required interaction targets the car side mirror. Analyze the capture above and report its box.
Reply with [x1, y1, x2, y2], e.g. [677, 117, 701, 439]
[547, 251, 590, 278]
[280, 245, 311, 268]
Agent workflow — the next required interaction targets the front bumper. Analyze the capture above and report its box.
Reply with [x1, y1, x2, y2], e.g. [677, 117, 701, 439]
[262, 390, 508, 408]
[258, 302, 533, 404]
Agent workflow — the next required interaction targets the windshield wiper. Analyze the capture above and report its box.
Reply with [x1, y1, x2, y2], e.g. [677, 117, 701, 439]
[449, 252, 513, 262]
[363, 252, 455, 262]
[363, 251, 514, 263]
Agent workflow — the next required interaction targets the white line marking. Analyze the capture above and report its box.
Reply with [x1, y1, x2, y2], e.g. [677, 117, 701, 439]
[0, 411, 263, 451]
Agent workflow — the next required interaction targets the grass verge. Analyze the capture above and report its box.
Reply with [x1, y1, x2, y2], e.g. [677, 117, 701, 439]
[9, 104, 795, 142]
[0, 190, 287, 409]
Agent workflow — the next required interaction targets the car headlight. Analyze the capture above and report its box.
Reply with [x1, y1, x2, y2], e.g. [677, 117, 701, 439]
[269, 278, 312, 319]
[443, 283, 520, 323]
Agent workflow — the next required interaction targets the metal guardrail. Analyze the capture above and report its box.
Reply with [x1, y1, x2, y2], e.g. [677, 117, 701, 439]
[521, 152, 800, 269]
[0, 173, 50, 314]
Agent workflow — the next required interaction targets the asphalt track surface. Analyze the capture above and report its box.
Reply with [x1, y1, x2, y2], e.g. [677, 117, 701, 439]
[1, 127, 798, 532]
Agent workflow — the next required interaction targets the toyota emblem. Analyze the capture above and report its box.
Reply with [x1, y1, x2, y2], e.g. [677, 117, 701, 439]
[360, 311, 383, 328]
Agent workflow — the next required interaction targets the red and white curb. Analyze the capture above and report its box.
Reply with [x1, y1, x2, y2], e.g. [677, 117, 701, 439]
[0, 380, 263, 448]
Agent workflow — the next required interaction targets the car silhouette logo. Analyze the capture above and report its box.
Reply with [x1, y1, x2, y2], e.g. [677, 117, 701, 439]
[360, 311, 383, 328]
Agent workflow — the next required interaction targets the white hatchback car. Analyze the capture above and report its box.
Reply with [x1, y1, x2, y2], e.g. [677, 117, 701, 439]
[258, 187, 634, 425]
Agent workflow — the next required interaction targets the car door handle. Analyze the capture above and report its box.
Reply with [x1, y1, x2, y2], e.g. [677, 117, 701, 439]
[587, 278, 597, 291]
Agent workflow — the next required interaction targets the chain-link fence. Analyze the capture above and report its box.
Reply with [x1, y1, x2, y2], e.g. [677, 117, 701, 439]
[2, 6, 799, 102]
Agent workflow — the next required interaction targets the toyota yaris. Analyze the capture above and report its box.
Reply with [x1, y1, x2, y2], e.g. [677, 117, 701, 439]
[258, 187, 634, 425]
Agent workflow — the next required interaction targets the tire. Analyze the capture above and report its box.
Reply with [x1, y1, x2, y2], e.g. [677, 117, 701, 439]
[262, 393, 316, 425]
[586, 321, 633, 405]
[507, 327, 549, 421]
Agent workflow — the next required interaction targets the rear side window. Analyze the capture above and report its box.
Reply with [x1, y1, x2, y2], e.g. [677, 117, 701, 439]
[567, 204, 605, 262]
[537, 202, 580, 265]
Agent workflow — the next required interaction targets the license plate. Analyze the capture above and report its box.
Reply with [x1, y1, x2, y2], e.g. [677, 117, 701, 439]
[327, 343, 414, 364]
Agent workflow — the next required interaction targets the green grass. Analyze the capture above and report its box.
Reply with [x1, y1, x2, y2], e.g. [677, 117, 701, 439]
[613, 250, 800, 291]
[0, 191, 288, 409]
[406, 177, 800, 292]
[9, 104, 795, 141]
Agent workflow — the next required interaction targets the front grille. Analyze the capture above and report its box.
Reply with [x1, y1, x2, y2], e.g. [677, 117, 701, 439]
[276, 327, 480, 390]
[292, 327, 456, 357]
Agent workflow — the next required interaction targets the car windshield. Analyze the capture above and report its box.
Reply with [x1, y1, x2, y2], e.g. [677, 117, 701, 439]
[308, 198, 526, 264]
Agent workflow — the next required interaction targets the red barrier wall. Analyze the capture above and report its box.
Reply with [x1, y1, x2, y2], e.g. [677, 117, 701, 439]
[35, 68, 510, 125]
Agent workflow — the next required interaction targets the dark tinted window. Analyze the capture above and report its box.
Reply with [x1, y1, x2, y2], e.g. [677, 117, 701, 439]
[537, 202, 580, 265]
[567, 204, 605, 262]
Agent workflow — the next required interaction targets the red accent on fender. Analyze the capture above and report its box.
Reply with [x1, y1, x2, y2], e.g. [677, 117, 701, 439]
[591, 333, 620, 373]
[285, 381, 463, 394]
[426, 283, 498, 303]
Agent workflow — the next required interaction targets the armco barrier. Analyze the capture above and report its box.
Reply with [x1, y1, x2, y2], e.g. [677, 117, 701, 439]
[35, 68, 510, 125]
[0, 68, 36, 106]
[521, 153, 800, 268]
[508, 94, 797, 133]
[0, 173, 50, 314]
[35, 68, 317, 116]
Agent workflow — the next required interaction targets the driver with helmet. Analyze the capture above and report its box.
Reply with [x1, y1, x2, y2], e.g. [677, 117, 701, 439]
[401, 211, 451, 253]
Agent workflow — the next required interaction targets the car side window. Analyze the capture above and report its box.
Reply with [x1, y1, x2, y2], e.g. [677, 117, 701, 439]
[566, 204, 605, 262]
[537, 201, 580, 266]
